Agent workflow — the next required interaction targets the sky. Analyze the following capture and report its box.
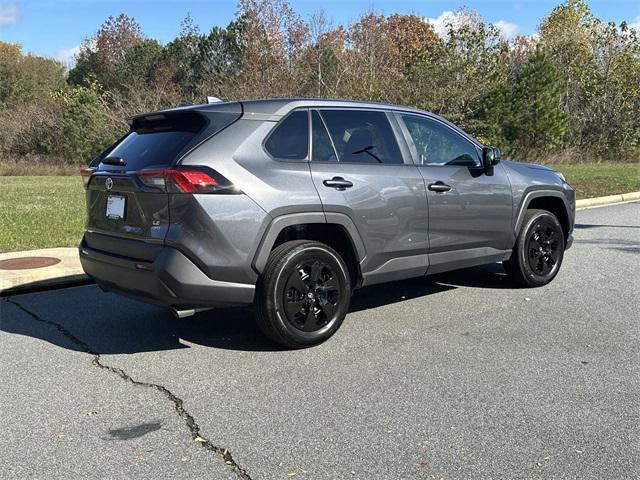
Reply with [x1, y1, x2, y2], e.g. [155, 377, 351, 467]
[1, 0, 639, 66]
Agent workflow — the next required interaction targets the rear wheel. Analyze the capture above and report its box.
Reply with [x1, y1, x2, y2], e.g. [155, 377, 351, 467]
[255, 240, 351, 348]
[504, 209, 565, 287]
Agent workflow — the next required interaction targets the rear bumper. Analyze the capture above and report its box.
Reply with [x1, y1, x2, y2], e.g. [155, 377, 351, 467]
[79, 240, 255, 308]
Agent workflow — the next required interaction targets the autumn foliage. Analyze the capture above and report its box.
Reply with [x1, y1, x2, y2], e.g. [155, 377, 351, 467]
[0, 0, 638, 165]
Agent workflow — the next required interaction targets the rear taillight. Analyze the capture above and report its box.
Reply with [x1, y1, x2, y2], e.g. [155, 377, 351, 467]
[137, 167, 240, 194]
[80, 166, 96, 187]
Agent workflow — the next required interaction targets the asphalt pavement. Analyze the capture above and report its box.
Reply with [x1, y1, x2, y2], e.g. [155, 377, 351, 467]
[1, 202, 638, 479]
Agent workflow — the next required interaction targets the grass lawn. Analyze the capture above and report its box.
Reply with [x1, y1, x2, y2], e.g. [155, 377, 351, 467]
[0, 163, 638, 252]
[552, 163, 640, 199]
[0, 176, 85, 253]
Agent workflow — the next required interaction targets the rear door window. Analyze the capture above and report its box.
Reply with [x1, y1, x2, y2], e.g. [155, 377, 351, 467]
[265, 110, 309, 160]
[311, 110, 338, 162]
[319, 109, 403, 164]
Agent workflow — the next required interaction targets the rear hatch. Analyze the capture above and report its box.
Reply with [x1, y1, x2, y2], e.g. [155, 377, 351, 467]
[82, 102, 242, 259]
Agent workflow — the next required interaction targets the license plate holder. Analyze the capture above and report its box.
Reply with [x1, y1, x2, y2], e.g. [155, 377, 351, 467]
[106, 195, 126, 220]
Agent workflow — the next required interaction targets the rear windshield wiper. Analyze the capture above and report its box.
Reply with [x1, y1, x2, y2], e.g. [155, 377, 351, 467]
[101, 156, 127, 166]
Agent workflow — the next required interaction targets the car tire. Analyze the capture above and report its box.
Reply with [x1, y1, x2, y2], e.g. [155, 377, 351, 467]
[255, 240, 351, 348]
[504, 209, 565, 287]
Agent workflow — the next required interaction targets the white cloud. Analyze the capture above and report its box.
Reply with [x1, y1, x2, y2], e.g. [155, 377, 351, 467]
[629, 16, 640, 31]
[426, 10, 517, 39]
[54, 45, 81, 68]
[424, 10, 458, 37]
[494, 20, 519, 40]
[0, 3, 19, 25]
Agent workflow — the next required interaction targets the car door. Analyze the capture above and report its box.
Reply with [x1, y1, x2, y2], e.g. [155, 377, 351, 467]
[395, 112, 513, 273]
[309, 108, 429, 286]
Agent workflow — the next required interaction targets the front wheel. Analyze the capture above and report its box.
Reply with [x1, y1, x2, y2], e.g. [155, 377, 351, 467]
[504, 209, 565, 287]
[255, 240, 351, 348]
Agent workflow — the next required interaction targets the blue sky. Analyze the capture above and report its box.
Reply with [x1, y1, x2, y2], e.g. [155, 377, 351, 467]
[1, 0, 639, 65]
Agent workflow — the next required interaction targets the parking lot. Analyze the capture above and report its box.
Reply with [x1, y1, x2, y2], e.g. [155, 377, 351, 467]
[1, 201, 638, 479]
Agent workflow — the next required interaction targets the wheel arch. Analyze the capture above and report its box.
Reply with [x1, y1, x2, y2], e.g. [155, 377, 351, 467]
[252, 212, 366, 287]
[514, 190, 572, 241]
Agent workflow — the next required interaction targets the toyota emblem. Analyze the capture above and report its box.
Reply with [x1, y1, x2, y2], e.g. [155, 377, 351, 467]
[105, 177, 113, 191]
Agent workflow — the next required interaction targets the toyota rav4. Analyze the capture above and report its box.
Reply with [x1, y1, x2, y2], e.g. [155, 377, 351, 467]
[79, 99, 575, 348]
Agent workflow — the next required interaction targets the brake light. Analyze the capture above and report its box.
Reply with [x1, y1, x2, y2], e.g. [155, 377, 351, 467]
[80, 166, 95, 187]
[138, 167, 239, 194]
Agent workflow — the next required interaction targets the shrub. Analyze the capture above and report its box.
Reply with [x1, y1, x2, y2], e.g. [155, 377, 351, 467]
[51, 84, 116, 163]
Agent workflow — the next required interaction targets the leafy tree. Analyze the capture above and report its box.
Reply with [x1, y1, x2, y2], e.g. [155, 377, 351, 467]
[343, 12, 401, 101]
[161, 14, 204, 99]
[115, 39, 163, 91]
[386, 14, 438, 70]
[408, 8, 509, 130]
[234, 0, 309, 97]
[67, 49, 103, 87]
[69, 14, 144, 91]
[191, 19, 245, 99]
[539, 0, 640, 159]
[51, 83, 114, 162]
[577, 20, 640, 157]
[298, 11, 346, 98]
[0, 42, 65, 106]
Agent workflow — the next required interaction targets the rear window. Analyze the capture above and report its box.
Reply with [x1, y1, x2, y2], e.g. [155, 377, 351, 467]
[96, 108, 240, 171]
[264, 110, 309, 160]
[106, 130, 197, 171]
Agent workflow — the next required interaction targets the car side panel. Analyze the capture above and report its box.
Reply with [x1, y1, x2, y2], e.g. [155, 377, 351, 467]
[501, 160, 576, 238]
[418, 163, 514, 254]
[165, 194, 269, 284]
[178, 117, 323, 282]
[310, 162, 429, 281]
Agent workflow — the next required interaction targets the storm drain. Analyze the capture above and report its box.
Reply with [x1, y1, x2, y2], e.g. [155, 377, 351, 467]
[0, 257, 61, 270]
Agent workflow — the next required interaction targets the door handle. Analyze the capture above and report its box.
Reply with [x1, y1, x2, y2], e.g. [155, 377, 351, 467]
[323, 177, 353, 191]
[428, 181, 451, 193]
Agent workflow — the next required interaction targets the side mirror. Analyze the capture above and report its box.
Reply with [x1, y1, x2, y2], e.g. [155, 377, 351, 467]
[482, 147, 501, 169]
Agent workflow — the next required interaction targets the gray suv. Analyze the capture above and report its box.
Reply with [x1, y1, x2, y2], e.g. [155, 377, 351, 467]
[80, 99, 575, 348]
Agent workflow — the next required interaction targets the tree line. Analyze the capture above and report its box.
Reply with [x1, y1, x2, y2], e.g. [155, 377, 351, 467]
[0, 0, 638, 165]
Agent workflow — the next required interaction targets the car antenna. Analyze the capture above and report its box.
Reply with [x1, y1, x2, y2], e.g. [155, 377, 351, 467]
[206, 96, 223, 104]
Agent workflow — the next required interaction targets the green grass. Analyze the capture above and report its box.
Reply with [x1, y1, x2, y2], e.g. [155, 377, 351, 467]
[552, 163, 640, 199]
[0, 176, 85, 253]
[0, 165, 638, 252]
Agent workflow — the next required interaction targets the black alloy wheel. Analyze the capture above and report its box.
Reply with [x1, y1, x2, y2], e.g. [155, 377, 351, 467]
[283, 259, 341, 332]
[525, 218, 562, 278]
[255, 240, 351, 348]
[504, 209, 565, 287]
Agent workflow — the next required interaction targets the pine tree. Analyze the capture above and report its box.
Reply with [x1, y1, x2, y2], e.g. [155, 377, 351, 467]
[509, 50, 567, 157]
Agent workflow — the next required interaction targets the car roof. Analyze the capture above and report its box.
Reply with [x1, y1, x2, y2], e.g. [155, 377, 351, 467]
[135, 98, 481, 147]
[239, 98, 429, 116]
[159, 97, 429, 118]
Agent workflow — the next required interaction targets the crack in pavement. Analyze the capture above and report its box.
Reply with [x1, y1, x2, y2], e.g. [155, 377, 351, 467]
[5, 297, 253, 480]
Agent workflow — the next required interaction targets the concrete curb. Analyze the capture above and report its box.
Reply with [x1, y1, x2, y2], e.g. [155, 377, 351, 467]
[0, 247, 91, 296]
[576, 191, 640, 209]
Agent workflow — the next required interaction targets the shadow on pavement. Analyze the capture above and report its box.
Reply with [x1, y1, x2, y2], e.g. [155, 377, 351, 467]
[575, 223, 640, 229]
[105, 421, 163, 441]
[2, 263, 511, 354]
